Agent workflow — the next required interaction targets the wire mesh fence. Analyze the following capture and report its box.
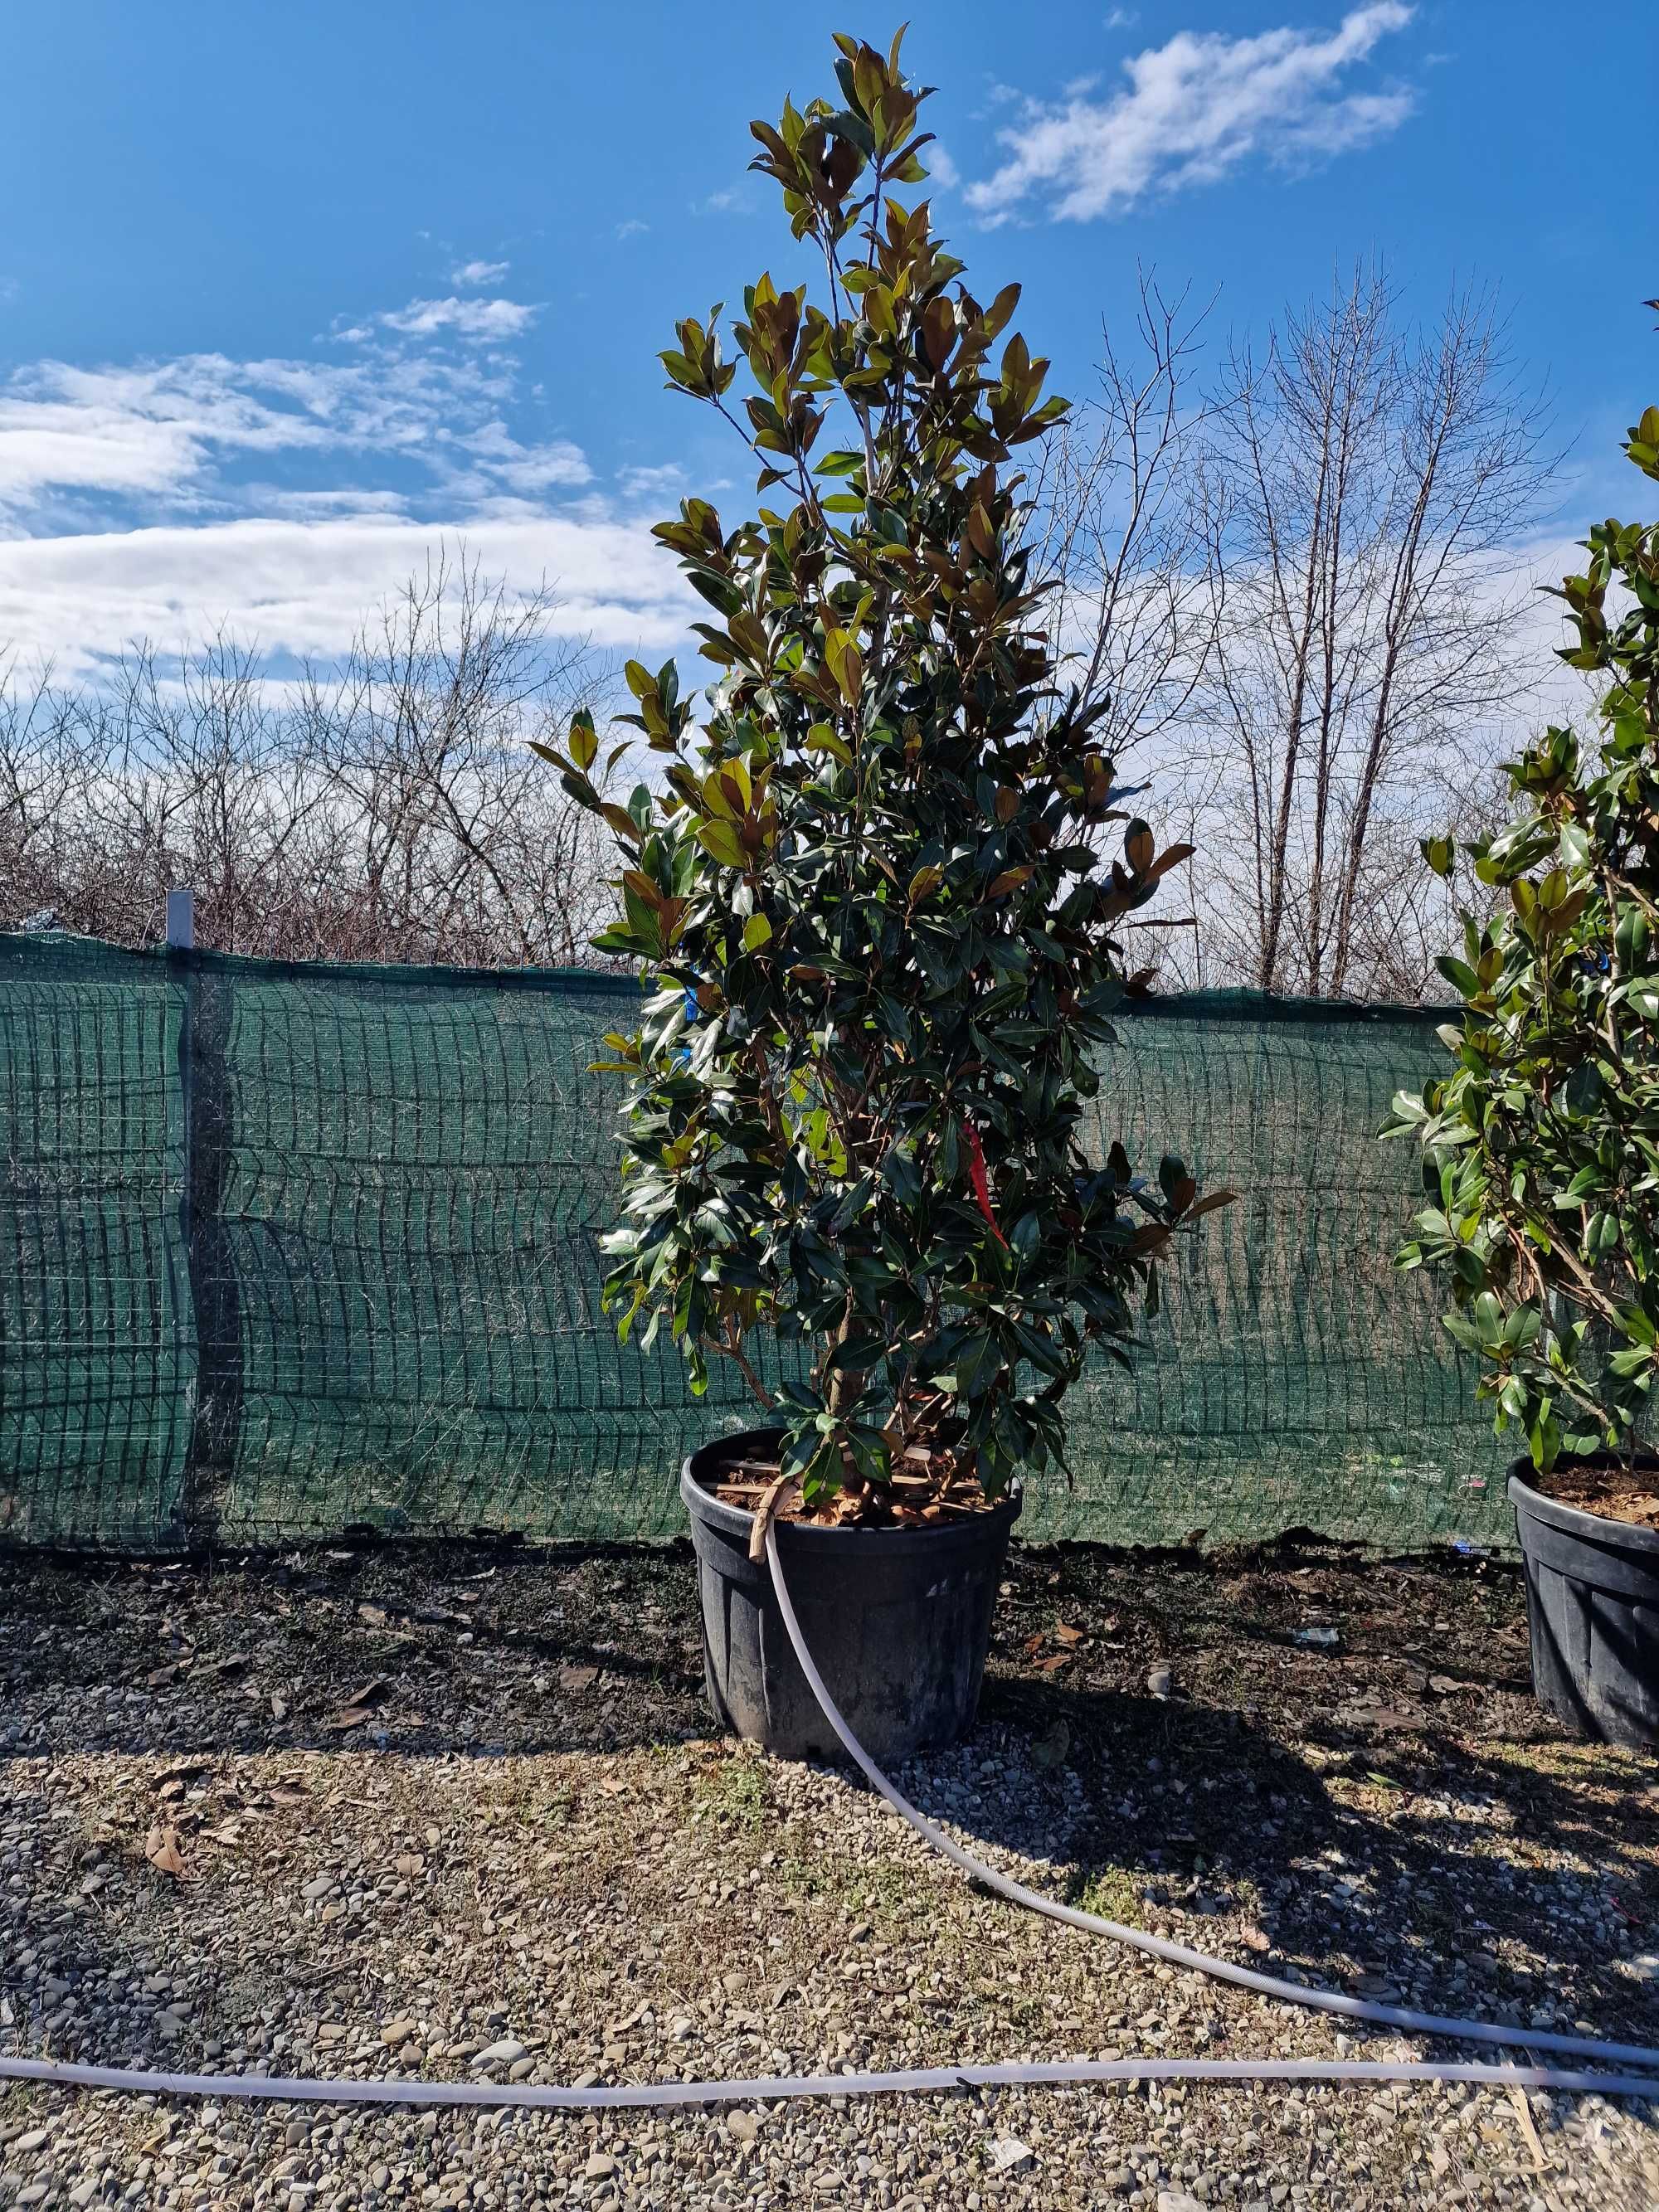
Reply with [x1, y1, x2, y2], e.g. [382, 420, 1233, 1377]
[0, 931, 1511, 1555]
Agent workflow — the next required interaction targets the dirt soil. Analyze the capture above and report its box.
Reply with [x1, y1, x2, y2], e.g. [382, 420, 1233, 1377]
[1535, 1462, 1659, 1531]
[3, 1532, 1659, 2208]
[705, 1444, 995, 1529]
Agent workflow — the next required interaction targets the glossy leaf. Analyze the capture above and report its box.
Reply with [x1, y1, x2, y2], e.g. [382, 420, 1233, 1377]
[533, 29, 1226, 1501]
[1389, 416, 1659, 1469]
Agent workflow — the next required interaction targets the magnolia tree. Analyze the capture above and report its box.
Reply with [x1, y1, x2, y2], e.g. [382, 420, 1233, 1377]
[542, 30, 1225, 1505]
[1387, 372, 1659, 1468]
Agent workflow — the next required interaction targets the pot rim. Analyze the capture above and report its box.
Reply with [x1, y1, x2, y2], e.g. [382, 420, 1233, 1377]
[1508, 1456, 1659, 1554]
[681, 1424, 1023, 1553]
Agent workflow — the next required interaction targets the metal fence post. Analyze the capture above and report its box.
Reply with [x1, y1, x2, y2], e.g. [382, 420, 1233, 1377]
[170, 892, 241, 1553]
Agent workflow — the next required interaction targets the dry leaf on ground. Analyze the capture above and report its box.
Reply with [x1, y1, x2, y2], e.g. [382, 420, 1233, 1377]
[144, 1822, 185, 1879]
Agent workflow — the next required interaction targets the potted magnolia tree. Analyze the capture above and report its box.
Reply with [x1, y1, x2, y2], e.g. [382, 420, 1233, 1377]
[542, 29, 1225, 1762]
[1388, 370, 1659, 1745]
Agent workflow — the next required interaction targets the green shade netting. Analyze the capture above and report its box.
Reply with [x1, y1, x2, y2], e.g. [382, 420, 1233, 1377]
[0, 934, 1507, 1553]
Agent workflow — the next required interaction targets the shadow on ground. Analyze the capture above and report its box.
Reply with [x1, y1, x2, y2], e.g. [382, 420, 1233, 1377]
[6, 1534, 1659, 2061]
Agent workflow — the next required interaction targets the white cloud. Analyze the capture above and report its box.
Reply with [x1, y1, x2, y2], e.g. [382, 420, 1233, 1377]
[455, 420, 593, 496]
[0, 358, 361, 511]
[375, 294, 539, 342]
[692, 185, 757, 217]
[615, 219, 649, 241]
[0, 349, 545, 522]
[256, 487, 411, 520]
[0, 285, 696, 685]
[0, 374, 223, 506]
[451, 258, 509, 287]
[966, 2, 1415, 225]
[926, 143, 961, 191]
[0, 513, 697, 680]
[615, 461, 688, 503]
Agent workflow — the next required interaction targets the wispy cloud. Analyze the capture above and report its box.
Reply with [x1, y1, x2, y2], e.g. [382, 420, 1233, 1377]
[374, 294, 540, 343]
[615, 460, 688, 503]
[0, 284, 693, 678]
[455, 420, 592, 497]
[615, 219, 649, 241]
[451, 258, 509, 287]
[259, 486, 411, 520]
[966, 2, 1416, 226]
[0, 348, 537, 524]
[691, 184, 757, 217]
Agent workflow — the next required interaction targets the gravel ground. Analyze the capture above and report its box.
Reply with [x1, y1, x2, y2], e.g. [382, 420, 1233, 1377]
[3, 1534, 1659, 2209]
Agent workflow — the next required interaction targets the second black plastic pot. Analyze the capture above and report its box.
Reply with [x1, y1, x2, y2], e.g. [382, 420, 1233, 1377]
[1511, 1456, 1659, 1749]
[681, 1426, 1021, 1764]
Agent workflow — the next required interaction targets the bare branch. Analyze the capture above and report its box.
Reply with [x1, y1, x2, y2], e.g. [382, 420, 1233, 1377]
[0, 547, 618, 967]
[1155, 265, 1559, 999]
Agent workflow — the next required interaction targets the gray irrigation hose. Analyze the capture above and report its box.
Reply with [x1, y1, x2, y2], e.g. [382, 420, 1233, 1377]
[2, 2050, 1659, 2108]
[761, 1524, 1659, 2078]
[1, 1530, 1657, 2117]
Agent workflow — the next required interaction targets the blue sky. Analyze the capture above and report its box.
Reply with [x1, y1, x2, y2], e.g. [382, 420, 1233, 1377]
[0, 0, 1650, 682]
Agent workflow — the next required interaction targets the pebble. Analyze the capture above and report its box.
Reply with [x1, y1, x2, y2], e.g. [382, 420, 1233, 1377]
[470, 2036, 528, 2067]
[3, 1544, 1658, 2210]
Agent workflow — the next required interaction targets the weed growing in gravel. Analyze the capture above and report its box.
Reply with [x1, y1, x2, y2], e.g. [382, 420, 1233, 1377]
[776, 1846, 921, 1923]
[1072, 1867, 1144, 1927]
[693, 1757, 771, 1830]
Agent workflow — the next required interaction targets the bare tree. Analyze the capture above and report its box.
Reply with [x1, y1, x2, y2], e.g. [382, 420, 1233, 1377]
[1031, 271, 1224, 775]
[1171, 267, 1558, 999]
[85, 634, 333, 952]
[0, 659, 102, 927]
[299, 552, 612, 965]
[0, 552, 616, 965]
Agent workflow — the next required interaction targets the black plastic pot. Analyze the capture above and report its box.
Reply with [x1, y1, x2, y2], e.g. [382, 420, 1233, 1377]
[1510, 1457, 1659, 1748]
[681, 1427, 1021, 1764]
